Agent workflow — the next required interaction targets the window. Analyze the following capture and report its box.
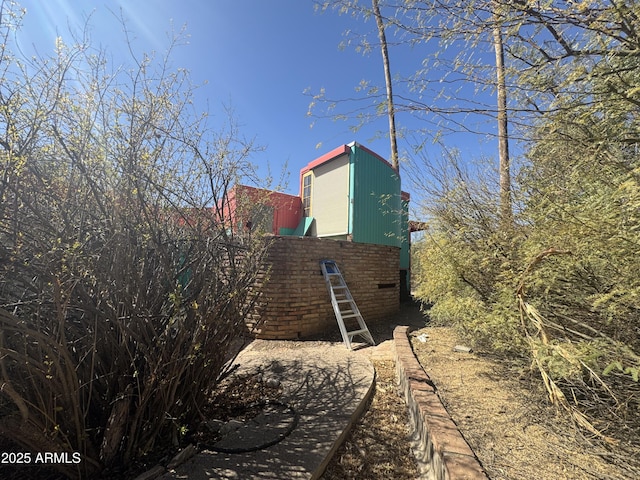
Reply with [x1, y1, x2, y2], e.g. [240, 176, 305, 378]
[248, 204, 274, 234]
[302, 173, 312, 217]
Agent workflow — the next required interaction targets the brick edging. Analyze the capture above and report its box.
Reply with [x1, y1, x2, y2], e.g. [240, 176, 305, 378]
[393, 326, 489, 480]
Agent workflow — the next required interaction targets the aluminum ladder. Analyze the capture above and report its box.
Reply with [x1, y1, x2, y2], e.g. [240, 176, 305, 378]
[320, 259, 375, 350]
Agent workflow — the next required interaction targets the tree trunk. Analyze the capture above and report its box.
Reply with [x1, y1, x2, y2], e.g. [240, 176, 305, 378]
[493, 3, 511, 226]
[372, 0, 399, 173]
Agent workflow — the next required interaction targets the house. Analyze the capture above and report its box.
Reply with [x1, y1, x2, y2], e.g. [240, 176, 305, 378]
[228, 141, 412, 298]
[297, 142, 411, 298]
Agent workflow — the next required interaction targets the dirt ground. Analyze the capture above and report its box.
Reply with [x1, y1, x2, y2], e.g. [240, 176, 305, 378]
[320, 301, 640, 480]
[409, 325, 640, 480]
[321, 359, 419, 480]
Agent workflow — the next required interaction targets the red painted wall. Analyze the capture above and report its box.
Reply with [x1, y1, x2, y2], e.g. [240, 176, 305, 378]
[225, 185, 302, 235]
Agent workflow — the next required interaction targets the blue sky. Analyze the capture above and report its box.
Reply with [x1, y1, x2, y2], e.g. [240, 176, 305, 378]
[14, 0, 501, 202]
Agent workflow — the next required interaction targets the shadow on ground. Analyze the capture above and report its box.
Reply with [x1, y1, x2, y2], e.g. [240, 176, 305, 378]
[304, 299, 428, 348]
[162, 344, 374, 480]
[161, 300, 427, 480]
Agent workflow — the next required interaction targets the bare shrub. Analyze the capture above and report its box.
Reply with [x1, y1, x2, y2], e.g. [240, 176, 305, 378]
[0, 8, 268, 477]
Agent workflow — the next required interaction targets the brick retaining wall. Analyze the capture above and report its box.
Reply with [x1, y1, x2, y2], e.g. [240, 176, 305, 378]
[393, 326, 489, 480]
[247, 236, 400, 339]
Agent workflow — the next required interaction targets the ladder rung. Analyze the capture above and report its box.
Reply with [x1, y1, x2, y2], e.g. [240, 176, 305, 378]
[348, 329, 370, 337]
[341, 313, 360, 319]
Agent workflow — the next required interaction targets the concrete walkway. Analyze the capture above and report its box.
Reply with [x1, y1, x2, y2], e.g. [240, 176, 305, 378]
[160, 342, 375, 480]
[156, 302, 428, 480]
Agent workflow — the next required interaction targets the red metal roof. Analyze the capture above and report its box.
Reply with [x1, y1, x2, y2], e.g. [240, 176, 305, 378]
[299, 144, 350, 178]
[298, 142, 399, 196]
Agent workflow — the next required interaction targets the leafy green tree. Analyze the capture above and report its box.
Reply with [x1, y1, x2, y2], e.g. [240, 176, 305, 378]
[412, 0, 640, 451]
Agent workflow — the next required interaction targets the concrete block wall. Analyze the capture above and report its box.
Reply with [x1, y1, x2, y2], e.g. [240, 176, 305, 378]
[247, 236, 400, 339]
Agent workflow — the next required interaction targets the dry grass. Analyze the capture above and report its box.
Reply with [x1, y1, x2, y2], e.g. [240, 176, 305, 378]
[410, 326, 640, 480]
[320, 316, 640, 480]
[321, 359, 419, 480]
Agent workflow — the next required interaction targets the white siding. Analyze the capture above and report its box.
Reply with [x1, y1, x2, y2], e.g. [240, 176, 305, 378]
[312, 153, 350, 236]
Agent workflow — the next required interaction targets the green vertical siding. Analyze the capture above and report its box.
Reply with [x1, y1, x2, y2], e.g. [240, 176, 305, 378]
[400, 196, 410, 270]
[349, 144, 402, 248]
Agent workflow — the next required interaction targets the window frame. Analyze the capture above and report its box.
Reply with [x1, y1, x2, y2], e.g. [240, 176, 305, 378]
[302, 172, 312, 217]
